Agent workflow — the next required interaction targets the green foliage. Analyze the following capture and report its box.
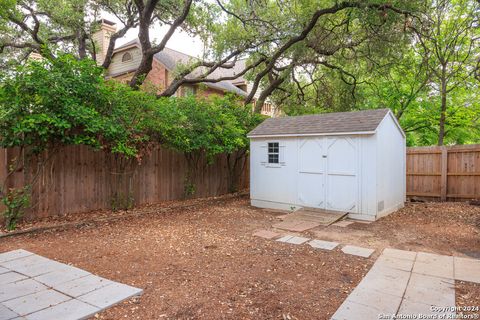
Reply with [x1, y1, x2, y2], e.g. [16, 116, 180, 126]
[1, 186, 30, 231]
[154, 94, 263, 162]
[0, 54, 156, 158]
[152, 94, 264, 196]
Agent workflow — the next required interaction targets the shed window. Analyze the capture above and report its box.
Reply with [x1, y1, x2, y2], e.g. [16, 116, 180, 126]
[268, 142, 279, 164]
[121, 52, 132, 62]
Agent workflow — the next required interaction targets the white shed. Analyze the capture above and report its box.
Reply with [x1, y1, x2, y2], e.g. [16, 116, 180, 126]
[247, 109, 406, 221]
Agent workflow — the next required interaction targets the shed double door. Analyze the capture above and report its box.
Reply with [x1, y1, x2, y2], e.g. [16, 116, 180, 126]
[297, 137, 359, 213]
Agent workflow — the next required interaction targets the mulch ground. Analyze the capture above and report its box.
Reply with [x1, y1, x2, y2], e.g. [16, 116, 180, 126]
[1, 196, 479, 319]
[0, 195, 371, 320]
[308, 201, 480, 258]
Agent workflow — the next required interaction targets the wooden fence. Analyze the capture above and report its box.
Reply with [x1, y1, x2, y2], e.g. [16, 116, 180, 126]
[0, 145, 249, 220]
[407, 144, 480, 201]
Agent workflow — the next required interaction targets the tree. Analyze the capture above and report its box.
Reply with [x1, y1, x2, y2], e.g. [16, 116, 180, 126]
[1, 0, 417, 108]
[153, 94, 263, 196]
[410, 0, 479, 145]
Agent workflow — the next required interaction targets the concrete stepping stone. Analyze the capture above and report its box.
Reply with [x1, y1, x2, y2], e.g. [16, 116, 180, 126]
[0, 303, 20, 320]
[382, 248, 416, 261]
[341, 245, 375, 258]
[357, 266, 410, 297]
[398, 298, 455, 318]
[34, 265, 90, 287]
[0, 250, 143, 320]
[0, 272, 28, 285]
[0, 266, 10, 275]
[454, 256, 480, 283]
[331, 248, 458, 320]
[24, 299, 99, 320]
[3, 289, 70, 316]
[252, 230, 280, 239]
[273, 220, 320, 232]
[403, 273, 455, 307]
[308, 239, 339, 251]
[331, 300, 382, 320]
[412, 252, 453, 279]
[276, 235, 309, 245]
[374, 255, 414, 272]
[78, 282, 143, 309]
[345, 286, 402, 314]
[0, 250, 34, 265]
[55, 274, 113, 297]
[0, 279, 48, 303]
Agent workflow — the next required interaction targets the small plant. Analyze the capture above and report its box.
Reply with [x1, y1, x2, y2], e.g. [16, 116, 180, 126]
[290, 206, 296, 212]
[2, 186, 31, 231]
[184, 180, 196, 197]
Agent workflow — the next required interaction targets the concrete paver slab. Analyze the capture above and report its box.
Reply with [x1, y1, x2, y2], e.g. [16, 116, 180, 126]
[412, 252, 453, 279]
[276, 235, 309, 245]
[0, 250, 143, 320]
[357, 266, 410, 297]
[308, 239, 339, 251]
[341, 245, 374, 258]
[404, 273, 455, 307]
[0, 279, 48, 302]
[345, 286, 402, 313]
[382, 248, 416, 261]
[252, 230, 281, 239]
[0, 272, 28, 285]
[373, 255, 414, 272]
[0, 303, 20, 320]
[0, 250, 34, 265]
[78, 282, 143, 309]
[24, 299, 100, 320]
[34, 266, 90, 287]
[331, 248, 460, 320]
[0, 267, 10, 275]
[331, 301, 382, 320]
[55, 275, 113, 297]
[1, 255, 65, 278]
[3, 290, 70, 316]
[454, 256, 480, 284]
[397, 299, 455, 318]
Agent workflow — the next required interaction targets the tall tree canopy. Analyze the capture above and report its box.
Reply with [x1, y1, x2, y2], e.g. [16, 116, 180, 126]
[0, 0, 478, 146]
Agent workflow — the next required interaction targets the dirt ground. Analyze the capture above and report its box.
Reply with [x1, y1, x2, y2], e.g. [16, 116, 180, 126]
[1, 196, 479, 319]
[307, 201, 480, 258]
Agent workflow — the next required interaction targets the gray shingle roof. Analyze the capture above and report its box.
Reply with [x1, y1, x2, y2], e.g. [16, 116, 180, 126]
[248, 109, 390, 137]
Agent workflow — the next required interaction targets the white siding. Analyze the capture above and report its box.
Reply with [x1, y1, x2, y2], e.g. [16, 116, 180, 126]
[250, 138, 299, 209]
[250, 113, 405, 220]
[108, 48, 142, 76]
[375, 113, 406, 217]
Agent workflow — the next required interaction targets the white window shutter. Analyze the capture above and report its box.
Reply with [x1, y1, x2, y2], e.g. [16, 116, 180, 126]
[260, 144, 267, 166]
[279, 144, 286, 166]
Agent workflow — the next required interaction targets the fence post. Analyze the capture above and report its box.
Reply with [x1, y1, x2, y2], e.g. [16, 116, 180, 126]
[440, 146, 448, 201]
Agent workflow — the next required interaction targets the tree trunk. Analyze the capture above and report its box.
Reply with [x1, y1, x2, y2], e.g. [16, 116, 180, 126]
[438, 67, 447, 146]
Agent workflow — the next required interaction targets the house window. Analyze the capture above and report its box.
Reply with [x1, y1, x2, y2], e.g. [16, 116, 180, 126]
[121, 52, 132, 62]
[268, 142, 279, 164]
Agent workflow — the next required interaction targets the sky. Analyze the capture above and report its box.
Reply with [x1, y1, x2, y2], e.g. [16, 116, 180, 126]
[103, 13, 205, 58]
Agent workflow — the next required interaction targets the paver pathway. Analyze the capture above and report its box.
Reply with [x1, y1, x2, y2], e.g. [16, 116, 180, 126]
[332, 248, 480, 320]
[0, 249, 143, 320]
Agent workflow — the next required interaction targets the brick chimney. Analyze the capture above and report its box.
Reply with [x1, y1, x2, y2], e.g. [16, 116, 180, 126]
[92, 19, 117, 65]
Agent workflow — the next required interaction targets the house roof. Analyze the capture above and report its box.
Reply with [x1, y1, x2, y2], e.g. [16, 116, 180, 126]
[113, 39, 247, 96]
[247, 109, 391, 137]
